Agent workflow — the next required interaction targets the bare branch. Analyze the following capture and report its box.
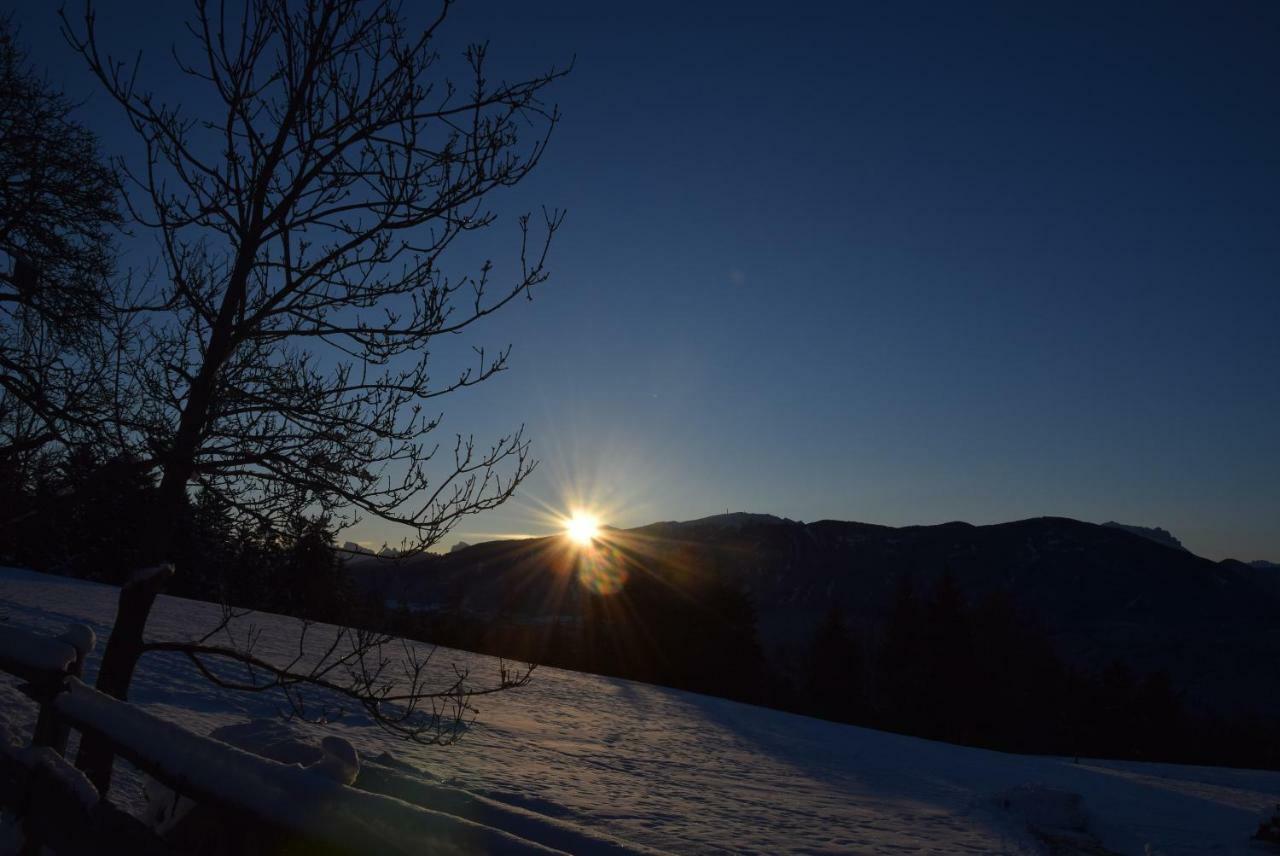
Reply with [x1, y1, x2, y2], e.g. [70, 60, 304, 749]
[57, 0, 567, 552]
[142, 615, 535, 745]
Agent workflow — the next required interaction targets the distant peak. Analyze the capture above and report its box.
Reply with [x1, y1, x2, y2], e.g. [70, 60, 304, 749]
[1101, 522, 1187, 552]
[340, 541, 375, 556]
[662, 512, 793, 530]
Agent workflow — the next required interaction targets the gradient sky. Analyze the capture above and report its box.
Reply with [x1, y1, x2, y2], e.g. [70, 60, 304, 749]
[10, 1, 1279, 560]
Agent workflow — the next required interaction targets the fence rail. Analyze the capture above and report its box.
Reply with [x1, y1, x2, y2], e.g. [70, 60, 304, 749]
[0, 734, 164, 855]
[0, 620, 556, 855]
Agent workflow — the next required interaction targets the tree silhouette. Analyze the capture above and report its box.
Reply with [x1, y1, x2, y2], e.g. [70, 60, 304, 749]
[58, 0, 565, 791]
[63, 0, 567, 549]
[802, 605, 863, 721]
[0, 15, 123, 460]
[876, 573, 924, 725]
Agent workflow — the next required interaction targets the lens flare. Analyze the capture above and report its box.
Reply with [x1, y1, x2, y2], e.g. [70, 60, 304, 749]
[576, 541, 628, 595]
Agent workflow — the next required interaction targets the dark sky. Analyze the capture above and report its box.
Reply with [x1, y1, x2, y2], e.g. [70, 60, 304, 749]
[10, 1, 1279, 560]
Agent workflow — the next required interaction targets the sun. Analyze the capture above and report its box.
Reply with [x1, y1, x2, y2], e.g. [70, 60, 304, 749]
[565, 512, 599, 545]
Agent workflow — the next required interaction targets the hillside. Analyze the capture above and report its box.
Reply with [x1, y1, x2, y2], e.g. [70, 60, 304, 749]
[1, 566, 1278, 854]
[351, 515, 1280, 718]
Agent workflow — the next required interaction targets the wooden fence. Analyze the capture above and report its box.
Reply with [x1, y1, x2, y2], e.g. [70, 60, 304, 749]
[0, 620, 559, 855]
[0, 621, 167, 854]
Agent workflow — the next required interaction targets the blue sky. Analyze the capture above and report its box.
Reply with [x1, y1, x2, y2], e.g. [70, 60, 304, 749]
[11, 1, 1279, 560]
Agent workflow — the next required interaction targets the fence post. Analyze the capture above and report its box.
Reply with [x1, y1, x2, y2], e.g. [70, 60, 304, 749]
[76, 564, 172, 794]
[31, 624, 96, 756]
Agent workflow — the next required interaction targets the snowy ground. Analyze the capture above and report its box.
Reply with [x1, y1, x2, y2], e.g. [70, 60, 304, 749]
[1, 566, 1276, 854]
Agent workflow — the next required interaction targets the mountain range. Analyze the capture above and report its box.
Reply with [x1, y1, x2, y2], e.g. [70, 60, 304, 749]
[350, 514, 1280, 717]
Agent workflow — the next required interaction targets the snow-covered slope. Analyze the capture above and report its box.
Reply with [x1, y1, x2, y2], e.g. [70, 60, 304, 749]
[1, 567, 1275, 854]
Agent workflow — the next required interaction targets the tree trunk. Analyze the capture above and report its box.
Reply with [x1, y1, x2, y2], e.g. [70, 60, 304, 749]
[75, 261, 250, 794]
[74, 564, 172, 793]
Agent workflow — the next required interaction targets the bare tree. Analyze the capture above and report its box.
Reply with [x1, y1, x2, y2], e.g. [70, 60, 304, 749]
[0, 15, 123, 461]
[59, 0, 567, 791]
[63, 0, 566, 542]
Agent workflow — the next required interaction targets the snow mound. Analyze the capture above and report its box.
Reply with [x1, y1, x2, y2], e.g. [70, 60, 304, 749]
[210, 718, 326, 766]
[311, 736, 360, 785]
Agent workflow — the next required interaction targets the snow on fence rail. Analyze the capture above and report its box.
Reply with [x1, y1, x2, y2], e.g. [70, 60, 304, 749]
[0, 730, 164, 854]
[0, 621, 559, 855]
[0, 624, 87, 684]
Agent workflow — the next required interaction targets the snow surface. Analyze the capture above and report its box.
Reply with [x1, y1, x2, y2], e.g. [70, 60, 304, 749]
[1, 566, 1277, 854]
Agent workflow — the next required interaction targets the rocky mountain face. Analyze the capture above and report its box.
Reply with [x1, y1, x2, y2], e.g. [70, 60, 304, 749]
[1100, 521, 1188, 551]
[351, 515, 1280, 717]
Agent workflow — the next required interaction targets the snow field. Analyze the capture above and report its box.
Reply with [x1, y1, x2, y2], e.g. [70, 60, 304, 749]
[1, 567, 1276, 854]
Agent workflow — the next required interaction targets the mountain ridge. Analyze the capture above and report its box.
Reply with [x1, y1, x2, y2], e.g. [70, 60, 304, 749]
[352, 513, 1280, 718]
